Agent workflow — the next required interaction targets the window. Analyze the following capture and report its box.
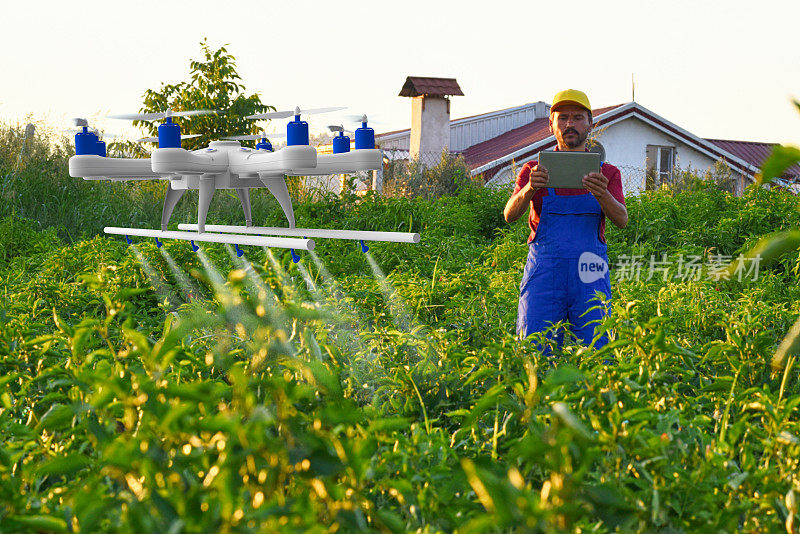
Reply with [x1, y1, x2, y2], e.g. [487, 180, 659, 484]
[646, 145, 676, 189]
[657, 146, 675, 183]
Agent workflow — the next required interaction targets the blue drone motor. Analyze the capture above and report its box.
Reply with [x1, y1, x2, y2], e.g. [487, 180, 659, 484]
[256, 138, 273, 151]
[287, 114, 309, 146]
[333, 131, 351, 154]
[158, 117, 182, 148]
[355, 120, 374, 150]
[75, 127, 99, 156]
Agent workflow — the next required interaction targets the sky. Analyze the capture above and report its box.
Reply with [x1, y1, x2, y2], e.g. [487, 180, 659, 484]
[1, 0, 799, 145]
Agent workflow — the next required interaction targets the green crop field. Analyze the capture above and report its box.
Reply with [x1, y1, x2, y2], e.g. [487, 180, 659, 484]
[1, 128, 800, 533]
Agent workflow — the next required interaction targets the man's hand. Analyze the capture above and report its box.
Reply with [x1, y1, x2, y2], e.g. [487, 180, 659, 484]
[582, 171, 609, 199]
[504, 165, 549, 223]
[526, 165, 549, 195]
[582, 171, 628, 228]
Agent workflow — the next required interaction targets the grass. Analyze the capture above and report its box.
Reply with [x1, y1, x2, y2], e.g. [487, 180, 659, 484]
[0, 126, 799, 532]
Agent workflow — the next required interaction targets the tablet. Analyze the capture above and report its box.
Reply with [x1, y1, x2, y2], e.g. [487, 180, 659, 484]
[538, 151, 601, 189]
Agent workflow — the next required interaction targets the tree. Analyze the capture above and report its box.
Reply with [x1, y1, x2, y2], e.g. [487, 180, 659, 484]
[131, 39, 275, 151]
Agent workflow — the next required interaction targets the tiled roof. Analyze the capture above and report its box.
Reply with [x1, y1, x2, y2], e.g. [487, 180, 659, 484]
[705, 139, 800, 178]
[399, 76, 464, 97]
[462, 104, 624, 169]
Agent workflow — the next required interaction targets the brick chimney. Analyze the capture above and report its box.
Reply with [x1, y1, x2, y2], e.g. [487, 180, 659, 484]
[399, 76, 464, 162]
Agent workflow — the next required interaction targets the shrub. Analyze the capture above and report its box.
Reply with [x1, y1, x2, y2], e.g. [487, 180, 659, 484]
[383, 150, 478, 199]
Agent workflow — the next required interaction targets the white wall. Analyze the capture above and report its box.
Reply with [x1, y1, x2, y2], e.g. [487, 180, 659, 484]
[380, 133, 410, 151]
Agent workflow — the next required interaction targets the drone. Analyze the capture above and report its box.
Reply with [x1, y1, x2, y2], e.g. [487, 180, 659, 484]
[68, 108, 420, 261]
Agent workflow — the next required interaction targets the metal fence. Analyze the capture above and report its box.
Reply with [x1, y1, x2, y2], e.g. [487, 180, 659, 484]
[301, 148, 470, 199]
[381, 148, 452, 169]
[615, 164, 744, 196]
[379, 149, 476, 198]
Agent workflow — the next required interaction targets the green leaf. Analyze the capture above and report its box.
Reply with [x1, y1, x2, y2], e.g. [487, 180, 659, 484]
[35, 453, 91, 478]
[52, 308, 73, 336]
[773, 314, 800, 371]
[297, 359, 343, 398]
[36, 404, 75, 431]
[700, 376, 735, 392]
[544, 365, 585, 387]
[0, 372, 19, 390]
[375, 509, 405, 534]
[467, 383, 506, 422]
[366, 416, 413, 434]
[115, 287, 149, 302]
[756, 144, 800, 184]
[552, 401, 594, 440]
[7, 515, 68, 533]
[0, 446, 12, 467]
[724, 230, 800, 279]
[71, 326, 94, 358]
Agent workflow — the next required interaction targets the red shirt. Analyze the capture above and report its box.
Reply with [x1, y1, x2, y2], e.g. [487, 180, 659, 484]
[513, 158, 625, 244]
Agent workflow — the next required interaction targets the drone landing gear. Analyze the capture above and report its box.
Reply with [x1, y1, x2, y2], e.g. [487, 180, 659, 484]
[259, 176, 296, 229]
[197, 175, 215, 233]
[161, 183, 186, 231]
[235, 188, 253, 227]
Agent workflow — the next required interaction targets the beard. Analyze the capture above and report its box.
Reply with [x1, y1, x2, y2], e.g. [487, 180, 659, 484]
[560, 127, 589, 149]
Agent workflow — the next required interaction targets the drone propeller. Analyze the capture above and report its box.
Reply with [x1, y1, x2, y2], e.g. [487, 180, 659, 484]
[328, 125, 353, 134]
[222, 132, 287, 141]
[109, 109, 217, 121]
[301, 106, 347, 115]
[136, 134, 201, 143]
[246, 106, 346, 120]
[245, 110, 294, 120]
[66, 128, 122, 139]
[344, 114, 368, 123]
[344, 113, 385, 125]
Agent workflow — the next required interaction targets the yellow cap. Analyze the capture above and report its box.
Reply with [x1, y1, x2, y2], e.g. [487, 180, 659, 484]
[551, 89, 591, 113]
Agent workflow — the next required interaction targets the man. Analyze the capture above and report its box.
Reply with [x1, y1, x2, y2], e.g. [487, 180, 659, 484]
[504, 89, 628, 351]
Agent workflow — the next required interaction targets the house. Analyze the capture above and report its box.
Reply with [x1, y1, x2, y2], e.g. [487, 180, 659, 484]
[377, 80, 800, 196]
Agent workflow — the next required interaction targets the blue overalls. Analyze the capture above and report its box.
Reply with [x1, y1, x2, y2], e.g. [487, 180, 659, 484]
[516, 187, 612, 352]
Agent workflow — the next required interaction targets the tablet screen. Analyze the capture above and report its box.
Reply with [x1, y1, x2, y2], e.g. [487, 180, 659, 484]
[538, 151, 601, 189]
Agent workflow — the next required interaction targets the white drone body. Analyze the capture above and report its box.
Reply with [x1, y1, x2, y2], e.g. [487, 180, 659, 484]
[67, 109, 420, 255]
